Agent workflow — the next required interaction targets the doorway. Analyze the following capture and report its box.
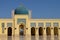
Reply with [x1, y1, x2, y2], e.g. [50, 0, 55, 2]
[46, 27, 51, 36]
[39, 27, 43, 40]
[31, 27, 35, 40]
[19, 24, 24, 36]
[31, 27, 35, 36]
[46, 27, 51, 40]
[54, 27, 58, 36]
[39, 27, 43, 36]
[8, 27, 12, 36]
[54, 27, 58, 40]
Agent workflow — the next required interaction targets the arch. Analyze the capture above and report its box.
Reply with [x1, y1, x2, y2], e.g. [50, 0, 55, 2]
[54, 27, 58, 36]
[8, 27, 12, 36]
[46, 27, 51, 36]
[19, 24, 25, 36]
[31, 27, 35, 36]
[39, 27, 43, 36]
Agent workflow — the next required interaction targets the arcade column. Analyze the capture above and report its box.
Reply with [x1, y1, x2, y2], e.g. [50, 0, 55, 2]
[58, 23, 60, 40]
[43, 23, 46, 40]
[35, 23, 39, 40]
[51, 23, 54, 40]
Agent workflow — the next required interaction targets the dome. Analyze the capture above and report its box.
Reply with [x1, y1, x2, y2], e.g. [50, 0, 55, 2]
[15, 5, 29, 15]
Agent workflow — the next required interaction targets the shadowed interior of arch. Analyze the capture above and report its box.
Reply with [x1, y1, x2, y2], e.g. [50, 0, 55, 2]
[39, 27, 43, 36]
[19, 24, 24, 36]
[8, 27, 12, 36]
[46, 27, 51, 36]
[54, 27, 58, 36]
[31, 27, 35, 36]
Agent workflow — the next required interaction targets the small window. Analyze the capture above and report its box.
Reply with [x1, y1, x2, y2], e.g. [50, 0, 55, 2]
[2, 23, 5, 27]
[53, 22, 59, 27]
[1, 23, 5, 33]
[46, 23, 51, 27]
[7, 23, 12, 27]
[38, 23, 44, 27]
[30, 23, 36, 27]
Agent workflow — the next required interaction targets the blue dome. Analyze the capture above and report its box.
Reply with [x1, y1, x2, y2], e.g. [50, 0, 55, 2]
[15, 5, 29, 15]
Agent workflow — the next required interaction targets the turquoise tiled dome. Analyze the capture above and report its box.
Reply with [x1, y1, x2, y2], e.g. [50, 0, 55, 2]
[15, 5, 29, 15]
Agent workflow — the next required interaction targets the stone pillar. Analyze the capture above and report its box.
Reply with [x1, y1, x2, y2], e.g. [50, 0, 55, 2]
[12, 21, 15, 37]
[25, 28, 31, 40]
[35, 23, 39, 40]
[25, 22, 31, 40]
[0, 23, 2, 37]
[43, 23, 46, 40]
[58, 23, 60, 40]
[51, 23, 54, 40]
[4, 23, 7, 37]
[15, 25, 19, 37]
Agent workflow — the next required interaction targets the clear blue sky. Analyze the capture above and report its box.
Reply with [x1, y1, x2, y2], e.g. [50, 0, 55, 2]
[0, 0, 60, 18]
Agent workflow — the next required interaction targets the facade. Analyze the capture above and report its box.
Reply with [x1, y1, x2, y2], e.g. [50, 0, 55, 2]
[0, 5, 60, 39]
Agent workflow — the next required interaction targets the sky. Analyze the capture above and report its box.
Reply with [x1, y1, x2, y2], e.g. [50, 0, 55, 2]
[0, 0, 60, 19]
